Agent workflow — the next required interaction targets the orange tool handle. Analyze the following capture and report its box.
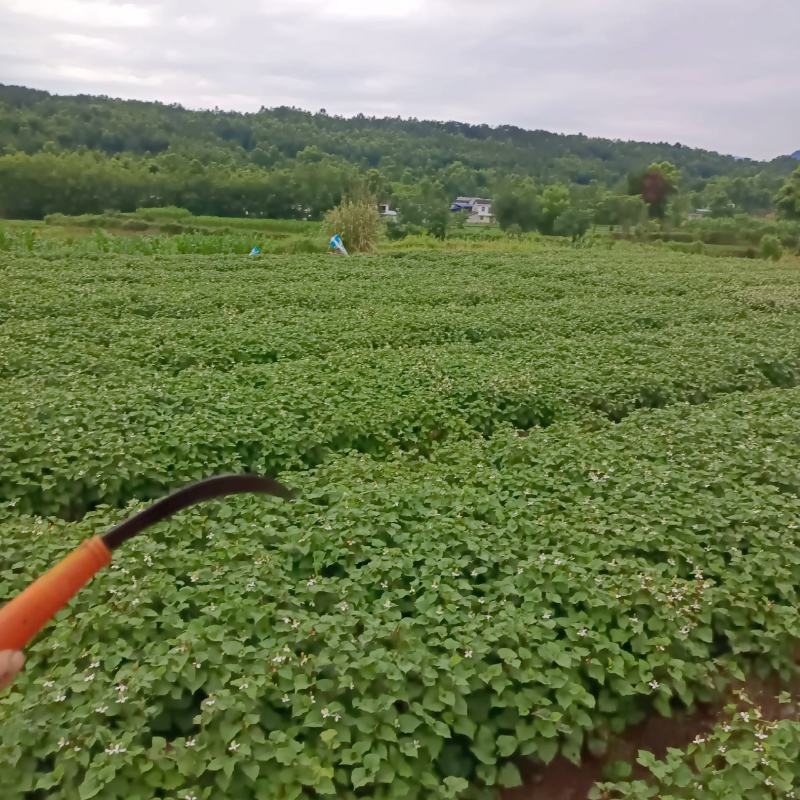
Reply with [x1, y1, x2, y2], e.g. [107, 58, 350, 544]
[0, 536, 112, 651]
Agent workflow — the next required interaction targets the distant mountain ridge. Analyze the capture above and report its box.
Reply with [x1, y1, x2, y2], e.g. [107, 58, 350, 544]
[0, 83, 796, 188]
[791, 150, 800, 161]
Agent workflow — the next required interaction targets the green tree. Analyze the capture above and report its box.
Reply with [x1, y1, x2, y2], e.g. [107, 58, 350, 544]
[595, 195, 648, 235]
[553, 208, 592, 241]
[708, 185, 736, 218]
[493, 180, 538, 232]
[393, 180, 450, 239]
[775, 167, 800, 220]
[537, 184, 571, 235]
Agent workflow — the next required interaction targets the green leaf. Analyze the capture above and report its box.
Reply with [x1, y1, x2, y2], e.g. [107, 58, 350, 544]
[443, 776, 469, 795]
[320, 729, 338, 745]
[498, 762, 523, 789]
[78, 774, 103, 800]
[536, 739, 559, 765]
[398, 714, 421, 733]
[241, 761, 260, 782]
[497, 735, 517, 758]
[352, 767, 371, 789]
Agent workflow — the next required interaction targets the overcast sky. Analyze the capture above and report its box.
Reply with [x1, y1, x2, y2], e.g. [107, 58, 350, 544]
[2, 0, 798, 160]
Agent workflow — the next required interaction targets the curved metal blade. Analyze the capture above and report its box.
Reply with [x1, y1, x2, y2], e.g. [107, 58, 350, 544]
[101, 474, 293, 551]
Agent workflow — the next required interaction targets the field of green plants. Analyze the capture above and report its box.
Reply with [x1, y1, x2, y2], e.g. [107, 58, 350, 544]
[1, 247, 800, 799]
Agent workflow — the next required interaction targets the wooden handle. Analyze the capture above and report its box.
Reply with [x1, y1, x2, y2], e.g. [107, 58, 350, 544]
[0, 537, 112, 650]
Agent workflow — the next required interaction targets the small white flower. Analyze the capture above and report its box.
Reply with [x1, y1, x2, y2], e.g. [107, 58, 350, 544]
[464, 650, 473, 659]
[190, 573, 199, 583]
[194, 661, 201, 669]
[719, 745, 727, 754]
[680, 626, 691, 635]
[185, 738, 196, 748]
[240, 682, 248, 690]
[471, 569, 479, 577]
[115, 683, 127, 694]
[321, 707, 331, 718]
[649, 680, 660, 690]
[74, 745, 81, 752]
[246, 582, 256, 591]
[228, 741, 240, 753]
[740, 711, 750, 723]
[380, 581, 388, 589]
[44, 680, 55, 688]
[413, 739, 421, 749]
[84, 673, 95, 682]
[693, 735, 705, 745]
[95, 705, 108, 714]
[578, 628, 588, 637]
[105, 743, 127, 755]
[203, 696, 216, 708]
[185, 794, 198, 800]
[338, 602, 349, 612]
[765, 777, 774, 787]
[307, 578, 316, 587]
[431, 582, 439, 590]
[57, 737, 67, 749]
[334, 713, 341, 722]
[55, 693, 67, 702]
[89, 660, 100, 669]
[543, 611, 552, 620]
[383, 599, 392, 609]
[756, 731, 768, 740]
[282, 694, 290, 704]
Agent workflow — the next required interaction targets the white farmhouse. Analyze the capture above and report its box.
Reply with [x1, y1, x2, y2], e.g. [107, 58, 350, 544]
[450, 196, 495, 224]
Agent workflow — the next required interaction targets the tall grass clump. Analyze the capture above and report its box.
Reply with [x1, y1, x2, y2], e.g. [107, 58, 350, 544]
[322, 195, 382, 253]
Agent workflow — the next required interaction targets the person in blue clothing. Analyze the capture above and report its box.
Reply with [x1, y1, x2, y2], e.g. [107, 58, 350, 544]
[329, 234, 348, 255]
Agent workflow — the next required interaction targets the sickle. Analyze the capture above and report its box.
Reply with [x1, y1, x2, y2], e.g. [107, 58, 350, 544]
[0, 474, 292, 651]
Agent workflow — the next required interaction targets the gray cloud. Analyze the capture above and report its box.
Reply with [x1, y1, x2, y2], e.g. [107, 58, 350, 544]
[1, 0, 798, 158]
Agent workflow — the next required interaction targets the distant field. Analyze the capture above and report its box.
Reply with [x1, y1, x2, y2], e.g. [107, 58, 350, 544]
[44, 208, 318, 234]
[2, 248, 800, 799]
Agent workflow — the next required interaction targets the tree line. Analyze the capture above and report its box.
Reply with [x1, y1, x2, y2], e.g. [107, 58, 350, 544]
[0, 84, 797, 226]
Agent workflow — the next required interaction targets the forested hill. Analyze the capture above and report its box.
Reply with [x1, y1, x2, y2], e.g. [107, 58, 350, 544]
[0, 83, 796, 220]
[1, 84, 795, 187]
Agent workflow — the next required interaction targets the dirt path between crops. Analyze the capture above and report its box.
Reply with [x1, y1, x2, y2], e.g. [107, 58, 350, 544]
[501, 675, 800, 800]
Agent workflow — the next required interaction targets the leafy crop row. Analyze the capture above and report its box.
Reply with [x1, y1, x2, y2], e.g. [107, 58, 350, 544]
[2, 252, 800, 520]
[593, 691, 800, 799]
[1, 248, 800, 798]
[2, 388, 800, 798]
